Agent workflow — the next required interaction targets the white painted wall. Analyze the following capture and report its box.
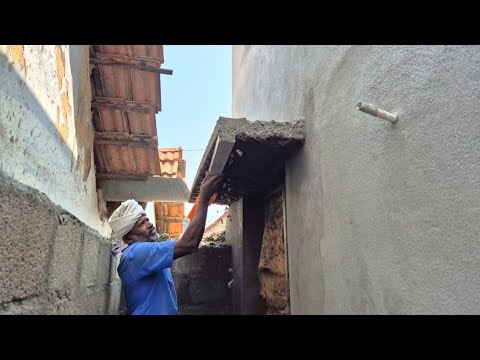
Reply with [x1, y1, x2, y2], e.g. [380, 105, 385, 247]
[233, 45, 480, 314]
[145, 202, 156, 230]
[0, 45, 111, 236]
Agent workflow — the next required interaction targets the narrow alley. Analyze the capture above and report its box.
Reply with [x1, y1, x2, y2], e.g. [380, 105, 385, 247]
[1, 45, 480, 315]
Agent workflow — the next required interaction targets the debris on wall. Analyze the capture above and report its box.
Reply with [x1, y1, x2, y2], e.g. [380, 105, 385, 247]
[258, 190, 289, 315]
[201, 230, 226, 247]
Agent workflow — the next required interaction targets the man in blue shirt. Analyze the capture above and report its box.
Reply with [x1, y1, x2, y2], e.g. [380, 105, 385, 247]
[108, 172, 222, 315]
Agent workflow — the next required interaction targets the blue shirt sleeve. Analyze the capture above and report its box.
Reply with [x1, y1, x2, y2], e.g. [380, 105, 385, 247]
[128, 241, 175, 278]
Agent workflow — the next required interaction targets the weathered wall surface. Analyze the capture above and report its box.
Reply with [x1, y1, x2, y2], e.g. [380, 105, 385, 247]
[259, 190, 289, 315]
[0, 172, 120, 314]
[233, 45, 480, 314]
[0, 45, 110, 237]
[225, 200, 243, 314]
[171, 244, 232, 315]
[225, 197, 266, 314]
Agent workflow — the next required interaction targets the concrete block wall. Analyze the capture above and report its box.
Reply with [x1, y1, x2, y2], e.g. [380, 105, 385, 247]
[0, 45, 111, 238]
[171, 244, 232, 315]
[0, 172, 120, 314]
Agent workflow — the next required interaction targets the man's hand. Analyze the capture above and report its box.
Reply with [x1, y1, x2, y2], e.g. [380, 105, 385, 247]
[199, 171, 223, 199]
[173, 171, 224, 260]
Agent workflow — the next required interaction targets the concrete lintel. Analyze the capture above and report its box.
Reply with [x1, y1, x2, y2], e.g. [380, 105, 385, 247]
[189, 117, 305, 205]
[99, 176, 190, 202]
[208, 134, 236, 176]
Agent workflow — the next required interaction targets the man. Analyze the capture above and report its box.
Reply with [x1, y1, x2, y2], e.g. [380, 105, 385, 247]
[108, 172, 223, 315]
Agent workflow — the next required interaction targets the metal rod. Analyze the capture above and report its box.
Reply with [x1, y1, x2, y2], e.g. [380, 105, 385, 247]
[357, 102, 398, 123]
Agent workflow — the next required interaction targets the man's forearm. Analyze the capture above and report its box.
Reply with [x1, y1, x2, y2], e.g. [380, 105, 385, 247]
[173, 195, 210, 258]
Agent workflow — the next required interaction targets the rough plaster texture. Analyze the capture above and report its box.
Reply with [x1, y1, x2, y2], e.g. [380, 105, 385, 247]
[0, 173, 57, 304]
[233, 45, 480, 314]
[107, 277, 123, 315]
[225, 200, 243, 314]
[107, 255, 122, 315]
[96, 232, 113, 289]
[82, 230, 101, 289]
[259, 190, 289, 315]
[48, 215, 84, 297]
[171, 244, 232, 315]
[0, 172, 119, 314]
[0, 45, 110, 237]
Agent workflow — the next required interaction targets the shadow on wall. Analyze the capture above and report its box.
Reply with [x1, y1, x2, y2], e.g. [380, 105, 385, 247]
[1, 46, 96, 187]
[67, 45, 95, 183]
[0, 51, 76, 165]
[0, 47, 104, 216]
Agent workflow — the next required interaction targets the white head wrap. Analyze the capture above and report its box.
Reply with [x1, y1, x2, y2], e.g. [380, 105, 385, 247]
[108, 199, 145, 241]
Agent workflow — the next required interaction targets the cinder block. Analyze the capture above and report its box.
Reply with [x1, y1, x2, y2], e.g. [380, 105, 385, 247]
[106, 280, 122, 315]
[189, 277, 229, 305]
[48, 214, 83, 296]
[45, 295, 83, 315]
[172, 274, 190, 305]
[0, 296, 46, 314]
[0, 174, 57, 303]
[97, 238, 113, 287]
[171, 245, 231, 278]
[84, 290, 107, 315]
[82, 229, 100, 289]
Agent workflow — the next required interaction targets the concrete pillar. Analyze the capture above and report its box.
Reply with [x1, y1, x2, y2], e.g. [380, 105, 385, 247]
[226, 196, 266, 315]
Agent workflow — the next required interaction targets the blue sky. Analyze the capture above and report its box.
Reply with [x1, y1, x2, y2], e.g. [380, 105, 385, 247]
[156, 45, 232, 225]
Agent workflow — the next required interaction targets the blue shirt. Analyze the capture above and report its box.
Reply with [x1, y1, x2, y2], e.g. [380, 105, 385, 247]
[118, 241, 178, 315]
